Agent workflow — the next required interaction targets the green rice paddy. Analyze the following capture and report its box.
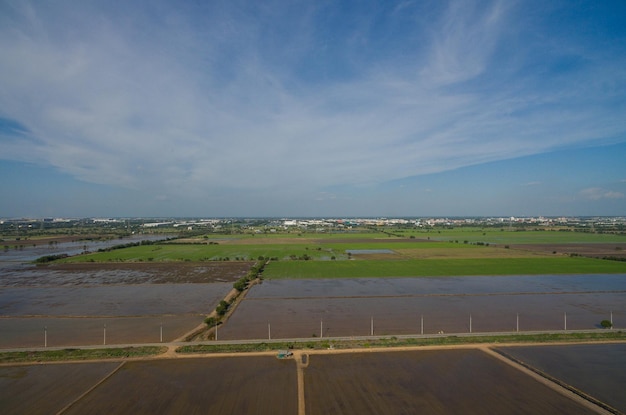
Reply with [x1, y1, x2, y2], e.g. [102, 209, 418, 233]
[262, 257, 626, 279]
[55, 228, 626, 277]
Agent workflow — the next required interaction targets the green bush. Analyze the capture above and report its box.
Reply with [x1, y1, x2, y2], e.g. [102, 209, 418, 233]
[600, 319, 613, 329]
[216, 300, 229, 316]
[233, 279, 247, 292]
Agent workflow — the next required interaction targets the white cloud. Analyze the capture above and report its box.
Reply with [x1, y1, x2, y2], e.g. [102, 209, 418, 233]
[0, 0, 625, 206]
[579, 188, 625, 201]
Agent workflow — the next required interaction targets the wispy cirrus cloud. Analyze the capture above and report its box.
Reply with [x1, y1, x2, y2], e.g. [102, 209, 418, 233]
[0, 0, 625, 215]
[579, 188, 625, 201]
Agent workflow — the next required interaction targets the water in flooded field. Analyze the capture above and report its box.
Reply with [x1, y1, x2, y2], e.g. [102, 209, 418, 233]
[0, 234, 169, 266]
[0, 259, 234, 348]
[499, 343, 626, 413]
[2, 269, 625, 346]
[251, 274, 626, 298]
[220, 275, 626, 340]
[0, 283, 231, 316]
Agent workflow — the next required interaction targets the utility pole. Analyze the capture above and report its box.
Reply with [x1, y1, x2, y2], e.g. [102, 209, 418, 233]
[370, 316, 374, 336]
[421, 314, 424, 335]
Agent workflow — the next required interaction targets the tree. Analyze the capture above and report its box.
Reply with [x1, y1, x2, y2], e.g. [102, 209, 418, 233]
[216, 300, 229, 316]
[233, 279, 246, 292]
[600, 319, 613, 329]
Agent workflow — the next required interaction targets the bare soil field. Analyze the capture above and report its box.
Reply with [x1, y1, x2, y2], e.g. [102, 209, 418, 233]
[498, 343, 626, 413]
[510, 243, 626, 259]
[314, 237, 432, 244]
[63, 356, 297, 415]
[349, 252, 403, 260]
[1, 261, 253, 286]
[395, 246, 550, 259]
[303, 349, 598, 414]
[0, 361, 121, 415]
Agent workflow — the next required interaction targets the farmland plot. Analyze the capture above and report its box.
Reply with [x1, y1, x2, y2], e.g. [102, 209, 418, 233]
[0, 361, 121, 415]
[63, 357, 297, 415]
[498, 343, 626, 413]
[303, 350, 598, 414]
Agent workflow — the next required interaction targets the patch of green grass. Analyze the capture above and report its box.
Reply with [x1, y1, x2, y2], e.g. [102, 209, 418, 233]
[404, 228, 626, 244]
[176, 331, 626, 354]
[264, 256, 626, 279]
[0, 346, 167, 363]
[59, 243, 336, 262]
[324, 241, 472, 251]
[177, 342, 296, 354]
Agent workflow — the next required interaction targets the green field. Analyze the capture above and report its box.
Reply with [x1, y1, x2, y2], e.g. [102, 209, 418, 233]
[54, 228, 626, 278]
[59, 239, 529, 263]
[61, 242, 338, 262]
[395, 228, 626, 244]
[263, 257, 626, 279]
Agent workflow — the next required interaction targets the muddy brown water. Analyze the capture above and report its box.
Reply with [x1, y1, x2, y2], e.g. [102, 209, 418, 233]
[0, 283, 231, 316]
[0, 315, 204, 348]
[0, 357, 297, 415]
[304, 349, 598, 415]
[64, 357, 297, 415]
[0, 283, 232, 347]
[219, 275, 626, 340]
[498, 343, 626, 413]
[0, 361, 121, 415]
[0, 235, 170, 265]
[0, 261, 250, 348]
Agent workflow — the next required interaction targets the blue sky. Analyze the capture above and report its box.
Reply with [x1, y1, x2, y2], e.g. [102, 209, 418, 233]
[1, 0, 625, 218]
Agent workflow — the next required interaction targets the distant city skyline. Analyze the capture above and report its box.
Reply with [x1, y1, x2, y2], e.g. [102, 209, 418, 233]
[1, 1, 625, 218]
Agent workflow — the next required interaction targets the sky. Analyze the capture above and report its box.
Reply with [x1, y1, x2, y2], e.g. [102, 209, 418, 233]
[1, 0, 625, 218]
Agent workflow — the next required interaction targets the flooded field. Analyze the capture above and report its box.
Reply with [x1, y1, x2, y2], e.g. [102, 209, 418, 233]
[0, 283, 230, 316]
[498, 343, 626, 413]
[0, 357, 296, 414]
[0, 261, 252, 286]
[65, 357, 297, 415]
[0, 349, 612, 414]
[0, 361, 121, 415]
[0, 315, 204, 348]
[219, 275, 626, 340]
[304, 349, 598, 414]
[0, 234, 169, 266]
[0, 262, 252, 348]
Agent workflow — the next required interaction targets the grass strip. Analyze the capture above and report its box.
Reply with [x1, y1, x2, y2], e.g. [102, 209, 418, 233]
[0, 346, 167, 364]
[177, 342, 298, 354]
[176, 331, 626, 354]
